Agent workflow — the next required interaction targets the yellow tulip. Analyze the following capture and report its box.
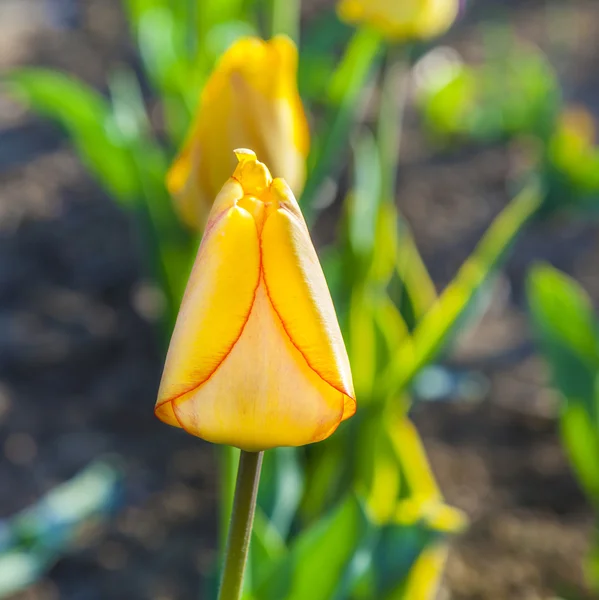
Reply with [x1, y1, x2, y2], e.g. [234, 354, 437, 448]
[156, 150, 355, 451]
[337, 0, 459, 41]
[167, 36, 310, 231]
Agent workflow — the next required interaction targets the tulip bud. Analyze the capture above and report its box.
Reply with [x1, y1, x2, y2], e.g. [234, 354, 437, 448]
[167, 36, 310, 231]
[156, 150, 355, 451]
[337, 0, 459, 41]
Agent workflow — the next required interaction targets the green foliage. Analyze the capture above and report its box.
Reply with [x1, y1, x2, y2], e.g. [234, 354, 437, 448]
[302, 28, 383, 221]
[257, 448, 304, 539]
[381, 182, 542, 400]
[251, 496, 370, 600]
[527, 265, 599, 507]
[527, 264, 599, 592]
[13, 2, 593, 598]
[7, 69, 141, 204]
[417, 38, 560, 143]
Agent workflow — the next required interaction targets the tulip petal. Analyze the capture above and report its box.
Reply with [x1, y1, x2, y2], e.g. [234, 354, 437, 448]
[171, 282, 345, 450]
[155, 204, 261, 425]
[261, 205, 356, 420]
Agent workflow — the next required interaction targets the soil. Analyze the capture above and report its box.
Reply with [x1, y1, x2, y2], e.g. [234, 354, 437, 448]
[0, 1, 598, 599]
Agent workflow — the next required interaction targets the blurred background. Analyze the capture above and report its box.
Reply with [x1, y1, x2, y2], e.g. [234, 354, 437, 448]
[1, 0, 599, 599]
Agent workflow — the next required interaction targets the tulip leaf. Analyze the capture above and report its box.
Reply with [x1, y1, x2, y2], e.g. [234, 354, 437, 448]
[257, 448, 304, 539]
[299, 438, 347, 524]
[198, 0, 247, 33]
[6, 69, 141, 205]
[527, 264, 599, 413]
[373, 294, 411, 380]
[560, 400, 599, 509]
[124, 0, 198, 142]
[381, 542, 449, 600]
[255, 495, 371, 600]
[348, 286, 378, 400]
[355, 414, 455, 525]
[348, 503, 463, 599]
[319, 245, 344, 314]
[302, 28, 382, 221]
[527, 264, 599, 507]
[354, 411, 403, 523]
[248, 508, 287, 592]
[298, 11, 351, 100]
[368, 497, 464, 598]
[369, 203, 399, 288]
[347, 131, 381, 261]
[394, 220, 438, 327]
[371, 521, 438, 595]
[381, 181, 542, 398]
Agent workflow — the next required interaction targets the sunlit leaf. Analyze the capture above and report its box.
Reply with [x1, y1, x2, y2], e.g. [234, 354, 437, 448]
[347, 131, 381, 261]
[381, 182, 542, 398]
[302, 28, 382, 220]
[257, 448, 304, 539]
[7, 69, 140, 205]
[248, 508, 287, 591]
[256, 496, 371, 600]
[382, 542, 449, 600]
[348, 286, 378, 400]
[560, 401, 599, 508]
[527, 264, 599, 507]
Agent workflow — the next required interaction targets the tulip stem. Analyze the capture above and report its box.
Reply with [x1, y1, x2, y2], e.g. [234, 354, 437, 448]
[219, 446, 240, 556]
[218, 450, 263, 600]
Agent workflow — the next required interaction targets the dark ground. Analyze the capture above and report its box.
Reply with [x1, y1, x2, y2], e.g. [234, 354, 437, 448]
[1, 1, 598, 599]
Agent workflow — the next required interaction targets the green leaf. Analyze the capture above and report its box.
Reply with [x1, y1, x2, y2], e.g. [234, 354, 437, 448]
[381, 181, 542, 398]
[298, 11, 351, 101]
[256, 496, 371, 600]
[527, 264, 599, 411]
[248, 508, 287, 591]
[198, 0, 247, 33]
[7, 69, 141, 205]
[561, 401, 599, 508]
[320, 245, 344, 313]
[124, 0, 198, 142]
[196, 0, 253, 75]
[257, 448, 304, 539]
[527, 264, 599, 507]
[302, 28, 382, 222]
[347, 131, 381, 261]
[394, 221, 438, 326]
[299, 438, 347, 524]
[381, 542, 449, 600]
[348, 286, 378, 400]
[352, 500, 462, 599]
[369, 203, 399, 287]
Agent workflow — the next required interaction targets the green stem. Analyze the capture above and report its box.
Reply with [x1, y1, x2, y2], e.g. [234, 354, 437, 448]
[218, 450, 264, 600]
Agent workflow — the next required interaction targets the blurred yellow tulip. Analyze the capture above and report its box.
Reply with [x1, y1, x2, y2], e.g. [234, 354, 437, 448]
[167, 36, 310, 231]
[337, 0, 459, 41]
[156, 150, 355, 451]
